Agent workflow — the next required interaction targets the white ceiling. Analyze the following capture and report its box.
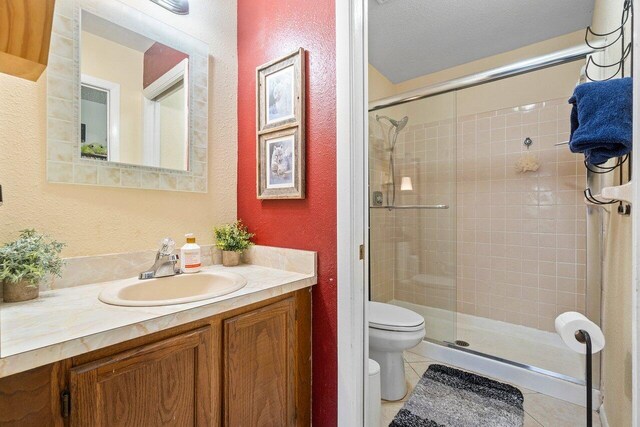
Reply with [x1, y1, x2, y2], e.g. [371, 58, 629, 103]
[369, 0, 596, 83]
[82, 10, 156, 53]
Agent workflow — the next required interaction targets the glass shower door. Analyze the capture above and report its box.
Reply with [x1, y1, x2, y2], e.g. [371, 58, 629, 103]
[368, 92, 457, 344]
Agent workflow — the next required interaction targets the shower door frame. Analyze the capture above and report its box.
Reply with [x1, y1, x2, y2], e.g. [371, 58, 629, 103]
[368, 44, 607, 383]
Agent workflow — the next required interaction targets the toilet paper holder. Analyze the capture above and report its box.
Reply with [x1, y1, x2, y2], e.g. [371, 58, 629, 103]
[575, 330, 593, 427]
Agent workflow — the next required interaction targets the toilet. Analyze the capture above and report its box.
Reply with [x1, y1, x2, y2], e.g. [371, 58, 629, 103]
[368, 301, 426, 401]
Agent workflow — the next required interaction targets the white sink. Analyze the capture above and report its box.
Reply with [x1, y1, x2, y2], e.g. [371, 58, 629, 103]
[98, 271, 247, 307]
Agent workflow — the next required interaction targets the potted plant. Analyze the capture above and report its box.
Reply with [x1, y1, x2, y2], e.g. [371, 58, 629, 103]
[214, 220, 254, 267]
[0, 229, 65, 303]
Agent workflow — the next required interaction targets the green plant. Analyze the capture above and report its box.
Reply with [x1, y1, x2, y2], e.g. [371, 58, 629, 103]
[214, 220, 255, 252]
[0, 229, 65, 286]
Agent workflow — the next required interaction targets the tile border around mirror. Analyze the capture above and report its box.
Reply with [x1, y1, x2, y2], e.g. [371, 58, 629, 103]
[46, 0, 209, 192]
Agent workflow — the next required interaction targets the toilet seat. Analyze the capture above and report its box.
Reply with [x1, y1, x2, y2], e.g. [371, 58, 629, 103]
[369, 301, 425, 332]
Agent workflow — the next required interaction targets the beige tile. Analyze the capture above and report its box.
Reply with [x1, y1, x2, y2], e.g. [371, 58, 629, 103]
[48, 141, 74, 162]
[48, 97, 74, 122]
[403, 350, 430, 363]
[408, 361, 433, 377]
[121, 169, 141, 188]
[48, 74, 75, 102]
[524, 393, 601, 427]
[403, 363, 421, 398]
[140, 171, 160, 189]
[50, 34, 73, 60]
[48, 117, 74, 141]
[73, 165, 97, 185]
[160, 174, 178, 191]
[380, 401, 404, 427]
[98, 167, 121, 186]
[177, 175, 194, 191]
[47, 161, 74, 183]
[524, 413, 544, 427]
[47, 54, 74, 78]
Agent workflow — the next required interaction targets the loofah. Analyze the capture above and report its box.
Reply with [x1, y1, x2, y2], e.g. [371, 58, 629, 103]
[515, 153, 540, 173]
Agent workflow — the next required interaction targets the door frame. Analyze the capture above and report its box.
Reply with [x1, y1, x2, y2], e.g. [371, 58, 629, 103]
[337, 2, 640, 426]
[142, 58, 189, 169]
[80, 74, 120, 162]
[632, 1, 640, 424]
[336, 0, 368, 425]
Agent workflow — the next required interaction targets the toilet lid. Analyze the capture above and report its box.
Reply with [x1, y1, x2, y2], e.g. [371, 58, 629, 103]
[369, 302, 425, 332]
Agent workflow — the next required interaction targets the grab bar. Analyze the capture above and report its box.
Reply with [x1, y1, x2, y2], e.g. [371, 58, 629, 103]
[370, 204, 449, 210]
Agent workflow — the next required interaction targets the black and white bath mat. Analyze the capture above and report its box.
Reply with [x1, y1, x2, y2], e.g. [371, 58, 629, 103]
[390, 364, 524, 427]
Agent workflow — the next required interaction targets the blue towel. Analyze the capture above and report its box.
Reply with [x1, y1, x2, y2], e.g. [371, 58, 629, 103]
[568, 77, 632, 165]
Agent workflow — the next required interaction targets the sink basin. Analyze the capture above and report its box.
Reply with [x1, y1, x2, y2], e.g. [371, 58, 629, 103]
[98, 271, 247, 307]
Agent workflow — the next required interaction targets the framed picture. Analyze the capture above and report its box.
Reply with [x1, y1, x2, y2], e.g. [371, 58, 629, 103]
[257, 127, 305, 199]
[257, 48, 305, 132]
[256, 48, 306, 199]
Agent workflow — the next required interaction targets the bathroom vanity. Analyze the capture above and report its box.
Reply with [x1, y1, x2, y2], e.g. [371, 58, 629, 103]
[0, 247, 316, 426]
[0, 288, 310, 426]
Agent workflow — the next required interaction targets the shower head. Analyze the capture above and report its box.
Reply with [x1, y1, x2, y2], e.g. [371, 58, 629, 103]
[376, 115, 409, 132]
[395, 116, 408, 132]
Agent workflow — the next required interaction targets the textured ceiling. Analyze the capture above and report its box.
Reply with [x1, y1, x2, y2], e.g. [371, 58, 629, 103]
[369, 0, 595, 83]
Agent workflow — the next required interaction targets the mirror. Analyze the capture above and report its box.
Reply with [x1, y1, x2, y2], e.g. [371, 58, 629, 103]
[80, 11, 188, 170]
[46, 0, 209, 191]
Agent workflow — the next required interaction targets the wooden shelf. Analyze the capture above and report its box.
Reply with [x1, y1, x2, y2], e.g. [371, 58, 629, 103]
[0, 0, 56, 81]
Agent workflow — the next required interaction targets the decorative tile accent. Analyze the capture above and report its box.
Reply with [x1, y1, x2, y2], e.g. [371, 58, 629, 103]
[46, 0, 209, 192]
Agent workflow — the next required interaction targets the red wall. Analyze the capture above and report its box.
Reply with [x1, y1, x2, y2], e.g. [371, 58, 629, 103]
[143, 42, 189, 89]
[237, 0, 337, 425]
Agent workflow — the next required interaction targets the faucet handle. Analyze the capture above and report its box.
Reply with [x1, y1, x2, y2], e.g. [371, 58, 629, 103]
[158, 238, 176, 256]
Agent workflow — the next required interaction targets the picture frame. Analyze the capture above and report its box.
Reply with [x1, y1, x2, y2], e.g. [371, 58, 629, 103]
[257, 48, 305, 132]
[256, 48, 306, 199]
[257, 127, 305, 199]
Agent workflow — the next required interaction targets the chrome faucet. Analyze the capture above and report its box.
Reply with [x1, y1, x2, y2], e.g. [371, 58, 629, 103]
[139, 238, 181, 279]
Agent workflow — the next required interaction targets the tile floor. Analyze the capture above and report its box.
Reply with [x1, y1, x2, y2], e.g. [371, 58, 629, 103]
[379, 350, 601, 427]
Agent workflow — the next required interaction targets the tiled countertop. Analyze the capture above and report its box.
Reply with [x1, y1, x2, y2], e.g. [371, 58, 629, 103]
[0, 247, 316, 378]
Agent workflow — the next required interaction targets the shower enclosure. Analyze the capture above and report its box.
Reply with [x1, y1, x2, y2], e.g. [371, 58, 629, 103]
[368, 47, 600, 386]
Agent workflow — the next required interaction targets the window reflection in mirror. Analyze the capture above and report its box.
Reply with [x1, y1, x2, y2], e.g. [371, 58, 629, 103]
[80, 10, 189, 171]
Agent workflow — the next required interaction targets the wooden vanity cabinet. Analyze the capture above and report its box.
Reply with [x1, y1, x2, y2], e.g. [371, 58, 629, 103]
[0, 289, 311, 427]
[224, 299, 296, 426]
[69, 327, 213, 426]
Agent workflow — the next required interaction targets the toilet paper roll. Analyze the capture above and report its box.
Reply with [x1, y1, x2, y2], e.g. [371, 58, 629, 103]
[555, 311, 605, 354]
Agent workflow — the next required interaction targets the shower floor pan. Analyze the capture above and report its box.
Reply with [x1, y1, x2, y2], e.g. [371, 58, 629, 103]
[391, 300, 586, 381]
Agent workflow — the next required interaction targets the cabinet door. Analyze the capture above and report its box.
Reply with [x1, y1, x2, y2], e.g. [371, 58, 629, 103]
[223, 298, 295, 427]
[70, 326, 212, 427]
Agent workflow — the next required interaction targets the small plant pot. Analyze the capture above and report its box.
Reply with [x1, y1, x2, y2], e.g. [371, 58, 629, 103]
[222, 251, 241, 267]
[3, 279, 39, 303]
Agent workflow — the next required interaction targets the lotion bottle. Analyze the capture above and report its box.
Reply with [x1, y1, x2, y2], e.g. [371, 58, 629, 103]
[180, 233, 202, 273]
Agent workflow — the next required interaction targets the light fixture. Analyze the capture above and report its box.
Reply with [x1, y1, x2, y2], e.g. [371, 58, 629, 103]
[400, 176, 413, 191]
[149, 0, 189, 15]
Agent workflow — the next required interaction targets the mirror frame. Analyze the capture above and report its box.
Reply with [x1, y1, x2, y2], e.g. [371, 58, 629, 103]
[46, 0, 209, 192]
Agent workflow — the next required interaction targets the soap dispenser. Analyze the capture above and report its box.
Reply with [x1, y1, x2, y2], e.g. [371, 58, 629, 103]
[180, 234, 202, 273]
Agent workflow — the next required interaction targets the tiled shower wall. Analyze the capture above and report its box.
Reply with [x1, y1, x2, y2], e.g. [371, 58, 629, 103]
[457, 99, 586, 332]
[369, 115, 457, 311]
[370, 97, 587, 333]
